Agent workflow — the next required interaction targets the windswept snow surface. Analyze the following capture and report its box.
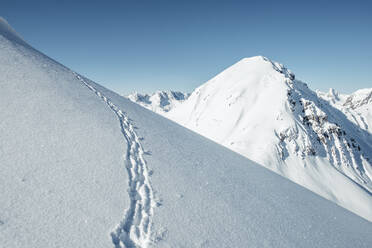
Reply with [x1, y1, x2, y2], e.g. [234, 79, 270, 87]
[126, 91, 189, 114]
[0, 18, 129, 247]
[167, 56, 372, 221]
[1, 18, 372, 247]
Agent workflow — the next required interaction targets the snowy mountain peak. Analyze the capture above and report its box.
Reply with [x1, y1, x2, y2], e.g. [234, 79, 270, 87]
[126, 90, 189, 113]
[199, 56, 296, 94]
[166, 57, 372, 221]
[344, 88, 372, 109]
[237, 55, 267, 65]
[328, 88, 339, 97]
[241, 56, 295, 79]
[328, 88, 340, 101]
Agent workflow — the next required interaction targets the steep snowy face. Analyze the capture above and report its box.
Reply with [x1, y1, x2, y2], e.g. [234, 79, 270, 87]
[127, 91, 189, 114]
[167, 56, 372, 221]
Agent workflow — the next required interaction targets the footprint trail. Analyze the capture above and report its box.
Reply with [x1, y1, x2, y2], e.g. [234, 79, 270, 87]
[74, 73, 155, 248]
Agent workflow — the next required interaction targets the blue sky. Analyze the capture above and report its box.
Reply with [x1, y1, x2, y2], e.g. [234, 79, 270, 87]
[2, 0, 371, 94]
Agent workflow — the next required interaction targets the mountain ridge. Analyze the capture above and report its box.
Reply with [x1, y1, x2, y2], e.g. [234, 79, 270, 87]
[129, 56, 372, 221]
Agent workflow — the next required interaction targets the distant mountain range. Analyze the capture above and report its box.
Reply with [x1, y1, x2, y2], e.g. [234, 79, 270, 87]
[126, 91, 189, 114]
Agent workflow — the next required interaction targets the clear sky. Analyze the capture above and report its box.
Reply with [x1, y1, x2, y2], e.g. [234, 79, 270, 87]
[2, 0, 371, 94]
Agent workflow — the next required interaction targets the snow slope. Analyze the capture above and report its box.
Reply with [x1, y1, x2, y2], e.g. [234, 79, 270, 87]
[0, 19, 130, 247]
[126, 91, 189, 114]
[167, 56, 372, 221]
[1, 18, 372, 247]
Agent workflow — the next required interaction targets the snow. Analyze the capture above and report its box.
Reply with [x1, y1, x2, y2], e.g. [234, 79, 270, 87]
[1, 18, 372, 248]
[166, 56, 372, 222]
[90, 75, 372, 248]
[318, 88, 372, 134]
[126, 91, 189, 114]
[74, 73, 155, 247]
[0, 17, 29, 47]
[0, 20, 129, 247]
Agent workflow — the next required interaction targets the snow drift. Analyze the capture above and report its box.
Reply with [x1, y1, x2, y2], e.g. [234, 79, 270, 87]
[1, 18, 372, 248]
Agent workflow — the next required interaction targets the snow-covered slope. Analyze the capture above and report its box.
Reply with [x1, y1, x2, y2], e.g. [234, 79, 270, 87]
[167, 56, 372, 221]
[1, 18, 372, 248]
[126, 91, 189, 114]
[0, 18, 129, 247]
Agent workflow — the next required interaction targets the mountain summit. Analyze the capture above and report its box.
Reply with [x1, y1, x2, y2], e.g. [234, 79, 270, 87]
[165, 56, 372, 221]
